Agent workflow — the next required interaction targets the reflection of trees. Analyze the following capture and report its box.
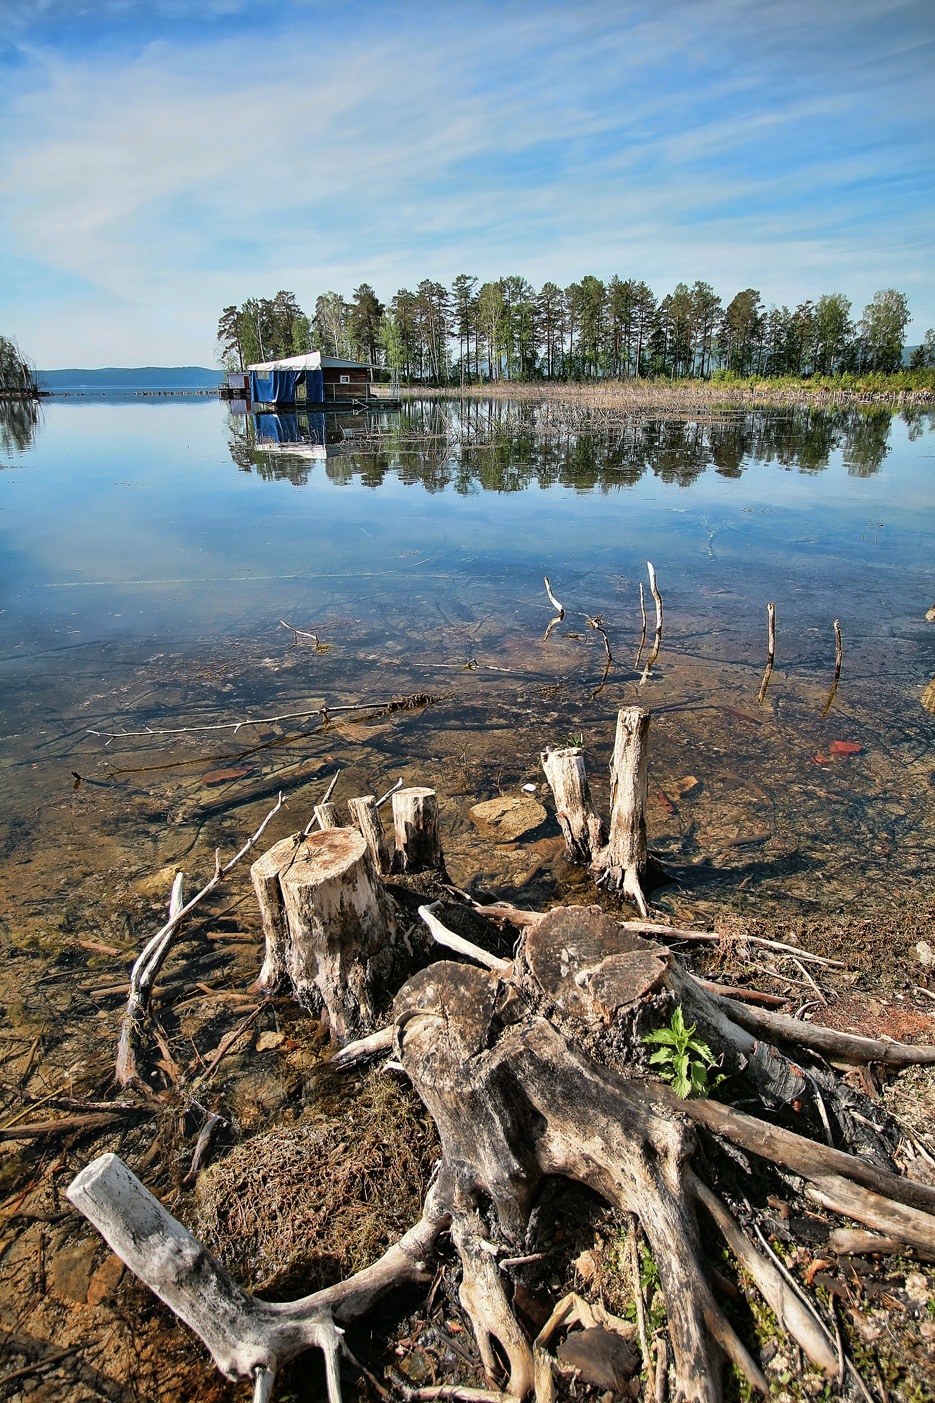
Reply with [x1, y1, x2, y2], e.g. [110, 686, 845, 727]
[842, 410, 891, 477]
[0, 396, 41, 456]
[225, 401, 897, 493]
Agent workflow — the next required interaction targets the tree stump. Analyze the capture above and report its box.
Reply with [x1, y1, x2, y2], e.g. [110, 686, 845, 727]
[250, 833, 307, 988]
[540, 747, 605, 863]
[348, 795, 390, 874]
[392, 787, 444, 874]
[278, 828, 397, 1039]
[594, 706, 652, 914]
[314, 801, 341, 830]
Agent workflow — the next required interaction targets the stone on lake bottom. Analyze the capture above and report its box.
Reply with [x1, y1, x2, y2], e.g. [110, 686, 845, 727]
[469, 795, 547, 842]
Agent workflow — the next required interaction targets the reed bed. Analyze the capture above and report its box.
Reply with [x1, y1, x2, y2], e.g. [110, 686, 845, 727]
[400, 378, 935, 412]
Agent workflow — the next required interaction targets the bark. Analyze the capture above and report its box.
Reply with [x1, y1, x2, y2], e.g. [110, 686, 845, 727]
[348, 795, 390, 874]
[593, 707, 652, 913]
[278, 828, 397, 1038]
[539, 748, 605, 863]
[392, 787, 444, 874]
[251, 833, 305, 988]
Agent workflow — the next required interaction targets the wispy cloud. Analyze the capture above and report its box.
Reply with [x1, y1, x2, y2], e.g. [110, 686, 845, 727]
[0, 0, 932, 363]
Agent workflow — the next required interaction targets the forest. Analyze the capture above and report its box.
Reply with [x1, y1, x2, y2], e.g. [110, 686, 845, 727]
[217, 280, 935, 385]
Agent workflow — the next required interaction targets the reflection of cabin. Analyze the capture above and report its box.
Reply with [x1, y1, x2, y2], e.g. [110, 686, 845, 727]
[239, 352, 376, 406]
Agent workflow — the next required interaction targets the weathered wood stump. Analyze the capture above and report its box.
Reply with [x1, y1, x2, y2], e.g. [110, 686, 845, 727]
[313, 801, 341, 830]
[539, 747, 605, 863]
[348, 794, 390, 874]
[594, 706, 652, 913]
[250, 833, 307, 988]
[392, 786, 444, 874]
[274, 827, 397, 1038]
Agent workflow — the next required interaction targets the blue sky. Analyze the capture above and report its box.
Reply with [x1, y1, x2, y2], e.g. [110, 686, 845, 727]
[0, 0, 932, 367]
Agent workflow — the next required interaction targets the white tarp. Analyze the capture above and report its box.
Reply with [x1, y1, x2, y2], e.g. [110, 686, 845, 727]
[246, 352, 322, 373]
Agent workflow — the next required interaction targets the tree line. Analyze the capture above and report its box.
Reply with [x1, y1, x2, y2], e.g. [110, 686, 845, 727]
[217, 280, 935, 384]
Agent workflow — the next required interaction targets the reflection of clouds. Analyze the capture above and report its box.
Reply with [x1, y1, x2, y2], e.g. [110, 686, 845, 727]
[1, 1, 933, 362]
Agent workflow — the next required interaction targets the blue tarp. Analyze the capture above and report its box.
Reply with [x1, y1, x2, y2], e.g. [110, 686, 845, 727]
[249, 369, 298, 403]
[249, 366, 325, 404]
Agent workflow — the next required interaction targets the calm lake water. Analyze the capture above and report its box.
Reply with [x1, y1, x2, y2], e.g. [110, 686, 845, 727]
[1, 393, 935, 1002]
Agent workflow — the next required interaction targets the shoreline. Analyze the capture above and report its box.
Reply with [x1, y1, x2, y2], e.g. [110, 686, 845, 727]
[399, 377, 935, 411]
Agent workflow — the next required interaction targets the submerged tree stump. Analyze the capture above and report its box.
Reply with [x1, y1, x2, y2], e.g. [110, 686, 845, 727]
[276, 828, 397, 1039]
[540, 747, 605, 863]
[392, 786, 444, 874]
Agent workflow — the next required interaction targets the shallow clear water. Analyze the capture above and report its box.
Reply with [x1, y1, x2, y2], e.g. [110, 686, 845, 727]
[1, 394, 935, 1001]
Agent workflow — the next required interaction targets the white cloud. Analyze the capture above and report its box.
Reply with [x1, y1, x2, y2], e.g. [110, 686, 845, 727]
[1, 0, 932, 362]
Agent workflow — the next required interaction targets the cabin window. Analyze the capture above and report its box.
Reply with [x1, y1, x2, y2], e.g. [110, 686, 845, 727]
[340, 374, 350, 383]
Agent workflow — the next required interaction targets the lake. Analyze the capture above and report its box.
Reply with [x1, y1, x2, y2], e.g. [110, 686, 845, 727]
[1, 393, 935, 1031]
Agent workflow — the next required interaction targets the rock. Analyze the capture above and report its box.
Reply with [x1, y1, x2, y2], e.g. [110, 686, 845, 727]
[469, 795, 547, 843]
[256, 1031, 285, 1052]
[50, 1237, 98, 1302]
[915, 942, 935, 968]
[925, 606, 935, 622]
[557, 1326, 640, 1389]
[86, 1252, 124, 1305]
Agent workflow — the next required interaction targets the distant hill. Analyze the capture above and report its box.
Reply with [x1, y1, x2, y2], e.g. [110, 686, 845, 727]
[37, 366, 223, 390]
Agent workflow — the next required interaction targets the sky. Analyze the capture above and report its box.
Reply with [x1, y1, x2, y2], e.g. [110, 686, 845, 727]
[0, 0, 932, 368]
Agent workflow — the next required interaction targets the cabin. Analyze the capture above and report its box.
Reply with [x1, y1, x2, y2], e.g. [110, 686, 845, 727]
[241, 352, 373, 406]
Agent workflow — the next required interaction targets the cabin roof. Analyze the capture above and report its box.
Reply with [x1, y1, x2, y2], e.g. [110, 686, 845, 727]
[246, 352, 370, 372]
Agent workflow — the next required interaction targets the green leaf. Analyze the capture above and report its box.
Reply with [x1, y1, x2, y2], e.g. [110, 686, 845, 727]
[648, 1047, 674, 1066]
[643, 1028, 679, 1047]
[672, 1070, 691, 1098]
[686, 1037, 714, 1063]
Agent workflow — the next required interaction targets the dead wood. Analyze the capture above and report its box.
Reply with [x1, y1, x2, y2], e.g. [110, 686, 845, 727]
[116, 796, 284, 1087]
[757, 602, 776, 704]
[392, 787, 445, 874]
[348, 794, 391, 873]
[278, 828, 398, 1038]
[539, 747, 605, 863]
[592, 707, 655, 913]
[72, 805, 935, 1403]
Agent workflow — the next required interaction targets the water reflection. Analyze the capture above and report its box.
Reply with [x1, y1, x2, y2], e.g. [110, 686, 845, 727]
[229, 400, 920, 491]
[0, 396, 41, 456]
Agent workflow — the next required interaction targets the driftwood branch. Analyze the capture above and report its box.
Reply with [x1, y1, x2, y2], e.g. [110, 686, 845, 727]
[116, 795, 284, 1086]
[639, 562, 663, 682]
[756, 602, 776, 704]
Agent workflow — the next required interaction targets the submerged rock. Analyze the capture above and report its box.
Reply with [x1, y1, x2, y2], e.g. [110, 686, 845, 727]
[469, 795, 547, 842]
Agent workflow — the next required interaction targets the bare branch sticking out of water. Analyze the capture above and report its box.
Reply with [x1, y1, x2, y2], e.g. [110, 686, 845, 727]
[543, 575, 565, 642]
[302, 770, 342, 837]
[115, 794, 285, 1088]
[583, 613, 613, 664]
[757, 602, 776, 704]
[639, 563, 663, 683]
[634, 582, 647, 669]
[820, 619, 843, 717]
[280, 620, 330, 652]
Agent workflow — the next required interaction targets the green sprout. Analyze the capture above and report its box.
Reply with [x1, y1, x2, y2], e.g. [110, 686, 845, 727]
[642, 1004, 722, 1099]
